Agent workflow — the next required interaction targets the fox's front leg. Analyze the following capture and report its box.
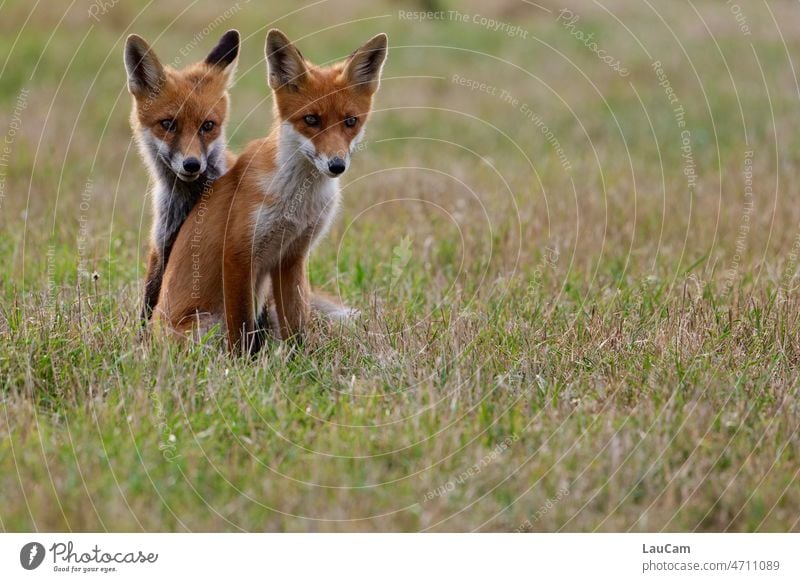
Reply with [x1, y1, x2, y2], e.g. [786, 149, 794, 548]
[271, 255, 310, 341]
[140, 247, 164, 325]
[222, 250, 255, 355]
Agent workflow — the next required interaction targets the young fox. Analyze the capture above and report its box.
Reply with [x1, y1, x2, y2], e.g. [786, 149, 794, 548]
[156, 29, 388, 353]
[124, 30, 240, 324]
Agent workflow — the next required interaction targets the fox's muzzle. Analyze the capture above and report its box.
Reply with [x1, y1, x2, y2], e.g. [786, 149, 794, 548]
[327, 157, 346, 175]
[171, 152, 207, 181]
[183, 157, 202, 173]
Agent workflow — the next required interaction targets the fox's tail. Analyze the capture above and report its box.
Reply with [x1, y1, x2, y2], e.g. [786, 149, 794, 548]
[249, 290, 359, 355]
[310, 291, 360, 322]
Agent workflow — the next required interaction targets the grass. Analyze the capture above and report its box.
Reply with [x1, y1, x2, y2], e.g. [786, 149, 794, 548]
[1, 0, 799, 532]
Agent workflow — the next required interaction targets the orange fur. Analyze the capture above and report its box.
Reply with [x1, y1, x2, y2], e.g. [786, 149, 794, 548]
[129, 62, 232, 160]
[156, 30, 387, 353]
[125, 31, 239, 323]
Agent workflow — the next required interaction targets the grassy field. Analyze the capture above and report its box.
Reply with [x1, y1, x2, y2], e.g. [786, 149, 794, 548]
[1, 0, 799, 532]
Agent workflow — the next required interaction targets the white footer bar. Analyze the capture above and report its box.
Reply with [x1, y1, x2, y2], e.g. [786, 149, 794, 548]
[1, 534, 797, 580]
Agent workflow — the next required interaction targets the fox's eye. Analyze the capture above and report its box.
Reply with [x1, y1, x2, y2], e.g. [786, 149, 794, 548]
[344, 116, 358, 128]
[304, 115, 320, 127]
[160, 119, 177, 132]
[200, 120, 215, 133]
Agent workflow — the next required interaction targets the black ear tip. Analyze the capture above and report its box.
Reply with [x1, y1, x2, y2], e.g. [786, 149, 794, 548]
[125, 34, 147, 56]
[374, 34, 388, 54]
[364, 33, 387, 50]
[124, 35, 153, 73]
[222, 29, 240, 45]
[266, 28, 290, 47]
[207, 29, 240, 66]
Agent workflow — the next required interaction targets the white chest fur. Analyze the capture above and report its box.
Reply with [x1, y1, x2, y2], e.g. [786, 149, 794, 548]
[252, 124, 341, 251]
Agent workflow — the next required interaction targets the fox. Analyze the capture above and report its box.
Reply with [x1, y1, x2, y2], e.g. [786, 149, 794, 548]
[124, 29, 240, 325]
[155, 29, 388, 353]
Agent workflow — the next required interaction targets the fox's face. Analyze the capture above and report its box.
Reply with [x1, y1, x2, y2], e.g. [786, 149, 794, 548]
[125, 31, 239, 182]
[266, 30, 388, 178]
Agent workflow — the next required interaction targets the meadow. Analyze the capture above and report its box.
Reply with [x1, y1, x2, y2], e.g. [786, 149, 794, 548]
[1, 0, 799, 531]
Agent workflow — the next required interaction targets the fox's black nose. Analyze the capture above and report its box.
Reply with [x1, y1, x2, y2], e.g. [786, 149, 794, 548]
[328, 157, 346, 175]
[183, 157, 201, 173]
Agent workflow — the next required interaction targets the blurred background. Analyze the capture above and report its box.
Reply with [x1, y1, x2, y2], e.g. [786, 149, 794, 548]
[5, 0, 800, 291]
[1, 0, 799, 532]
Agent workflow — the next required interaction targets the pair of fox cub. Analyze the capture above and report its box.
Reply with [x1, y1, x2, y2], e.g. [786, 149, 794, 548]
[125, 29, 387, 354]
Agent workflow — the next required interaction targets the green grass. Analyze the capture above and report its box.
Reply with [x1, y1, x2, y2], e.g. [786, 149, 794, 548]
[1, 0, 799, 531]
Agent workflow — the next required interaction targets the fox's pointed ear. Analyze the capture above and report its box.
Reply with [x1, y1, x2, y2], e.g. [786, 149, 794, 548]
[124, 34, 165, 97]
[265, 29, 307, 90]
[206, 29, 240, 86]
[344, 33, 388, 94]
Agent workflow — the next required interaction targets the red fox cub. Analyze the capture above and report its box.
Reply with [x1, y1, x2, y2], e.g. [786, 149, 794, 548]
[124, 30, 240, 324]
[156, 29, 388, 353]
